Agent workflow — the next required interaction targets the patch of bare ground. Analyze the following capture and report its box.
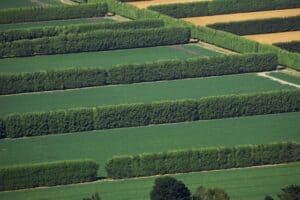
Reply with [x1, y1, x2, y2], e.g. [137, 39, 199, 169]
[128, 0, 211, 9]
[244, 31, 300, 44]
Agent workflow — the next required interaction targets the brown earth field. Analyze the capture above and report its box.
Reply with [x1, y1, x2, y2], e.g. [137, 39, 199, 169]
[128, 0, 210, 8]
[182, 8, 300, 26]
[244, 31, 300, 44]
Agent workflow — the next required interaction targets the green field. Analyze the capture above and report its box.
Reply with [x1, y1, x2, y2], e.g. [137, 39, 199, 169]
[0, 44, 221, 74]
[0, 73, 293, 116]
[0, 162, 299, 200]
[0, 17, 115, 31]
[0, 112, 299, 176]
[0, 0, 62, 9]
[269, 71, 300, 85]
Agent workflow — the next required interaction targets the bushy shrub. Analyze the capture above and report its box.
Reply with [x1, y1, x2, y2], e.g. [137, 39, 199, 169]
[149, 0, 300, 18]
[0, 53, 277, 95]
[150, 177, 191, 200]
[278, 185, 300, 200]
[0, 26, 190, 58]
[274, 41, 300, 53]
[0, 19, 165, 42]
[209, 16, 300, 35]
[0, 3, 108, 24]
[105, 142, 300, 178]
[0, 160, 98, 191]
[192, 186, 230, 200]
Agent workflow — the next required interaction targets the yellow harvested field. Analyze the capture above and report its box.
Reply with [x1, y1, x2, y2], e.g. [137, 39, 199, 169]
[128, 0, 210, 9]
[182, 8, 300, 26]
[244, 31, 300, 44]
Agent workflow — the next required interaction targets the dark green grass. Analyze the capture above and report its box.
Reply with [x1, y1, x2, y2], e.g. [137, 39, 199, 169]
[0, 162, 299, 200]
[0, 112, 299, 176]
[0, 73, 292, 116]
[0, 0, 62, 9]
[269, 71, 300, 85]
[0, 44, 221, 74]
[0, 17, 114, 31]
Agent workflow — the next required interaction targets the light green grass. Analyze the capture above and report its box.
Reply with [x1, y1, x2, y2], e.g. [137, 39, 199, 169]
[0, 73, 293, 116]
[0, 162, 299, 200]
[269, 71, 300, 85]
[0, 0, 62, 9]
[0, 17, 115, 31]
[0, 44, 221, 74]
[0, 112, 299, 176]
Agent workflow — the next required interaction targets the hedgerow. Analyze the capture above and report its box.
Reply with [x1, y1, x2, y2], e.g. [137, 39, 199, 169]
[209, 16, 300, 35]
[0, 160, 98, 191]
[148, 0, 300, 18]
[105, 142, 300, 178]
[274, 41, 300, 53]
[0, 3, 108, 24]
[0, 19, 165, 42]
[1, 90, 299, 138]
[0, 26, 190, 58]
[0, 53, 277, 94]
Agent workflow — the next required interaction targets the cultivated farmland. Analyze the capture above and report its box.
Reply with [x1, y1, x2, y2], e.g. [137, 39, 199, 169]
[245, 31, 300, 44]
[0, 0, 300, 199]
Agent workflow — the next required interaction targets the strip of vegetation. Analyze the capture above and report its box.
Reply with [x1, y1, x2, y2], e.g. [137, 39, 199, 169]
[274, 41, 300, 53]
[0, 26, 190, 58]
[0, 3, 108, 24]
[0, 160, 98, 191]
[105, 142, 300, 178]
[208, 16, 300, 36]
[0, 53, 277, 95]
[148, 0, 300, 18]
[0, 90, 299, 139]
[0, 19, 165, 42]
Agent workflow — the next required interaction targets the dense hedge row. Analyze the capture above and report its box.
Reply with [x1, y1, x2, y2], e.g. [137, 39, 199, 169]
[0, 26, 190, 58]
[0, 19, 165, 42]
[209, 16, 300, 35]
[105, 142, 300, 178]
[0, 53, 277, 94]
[0, 160, 98, 191]
[149, 0, 300, 18]
[1, 90, 299, 138]
[0, 3, 108, 24]
[274, 41, 300, 53]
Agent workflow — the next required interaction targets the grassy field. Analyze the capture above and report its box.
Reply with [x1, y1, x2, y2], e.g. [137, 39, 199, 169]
[182, 8, 300, 26]
[0, 17, 115, 31]
[0, 73, 293, 116]
[269, 72, 300, 85]
[0, 44, 221, 74]
[0, 162, 299, 200]
[0, 0, 62, 9]
[0, 112, 299, 176]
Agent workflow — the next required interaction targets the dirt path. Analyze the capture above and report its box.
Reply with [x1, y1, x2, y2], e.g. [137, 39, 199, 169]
[182, 8, 300, 26]
[60, 0, 77, 5]
[128, 0, 210, 9]
[31, 0, 49, 7]
[257, 72, 300, 89]
[197, 41, 237, 55]
[244, 31, 300, 44]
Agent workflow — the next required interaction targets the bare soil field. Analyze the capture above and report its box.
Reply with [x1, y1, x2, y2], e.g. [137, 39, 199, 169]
[182, 8, 300, 26]
[244, 31, 300, 44]
[128, 0, 210, 8]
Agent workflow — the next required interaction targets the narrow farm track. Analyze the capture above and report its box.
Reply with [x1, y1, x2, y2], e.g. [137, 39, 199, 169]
[182, 8, 300, 26]
[128, 0, 211, 8]
[258, 72, 300, 89]
[245, 31, 300, 44]
[60, 0, 76, 5]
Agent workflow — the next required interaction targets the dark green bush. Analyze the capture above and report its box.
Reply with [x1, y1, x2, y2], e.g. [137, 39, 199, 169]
[0, 3, 108, 24]
[0, 53, 277, 95]
[209, 16, 300, 35]
[198, 90, 300, 119]
[274, 41, 300, 53]
[150, 177, 191, 200]
[0, 160, 98, 191]
[149, 0, 300, 18]
[0, 26, 190, 58]
[105, 142, 300, 178]
[0, 19, 165, 42]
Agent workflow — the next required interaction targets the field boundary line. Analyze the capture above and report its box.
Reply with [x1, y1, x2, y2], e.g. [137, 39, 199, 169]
[1, 162, 299, 193]
[196, 41, 237, 55]
[258, 71, 300, 89]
